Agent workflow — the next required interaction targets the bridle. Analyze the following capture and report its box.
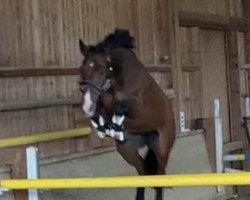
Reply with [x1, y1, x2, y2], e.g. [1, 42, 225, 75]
[79, 78, 112, 95]
[79, 57, 114, 95]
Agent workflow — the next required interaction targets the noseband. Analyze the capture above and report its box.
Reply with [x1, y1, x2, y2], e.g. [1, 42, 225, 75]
[79, 78, 112, 95]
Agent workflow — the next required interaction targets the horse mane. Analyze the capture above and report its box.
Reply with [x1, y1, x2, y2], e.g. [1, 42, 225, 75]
[88, 29, 135, 53]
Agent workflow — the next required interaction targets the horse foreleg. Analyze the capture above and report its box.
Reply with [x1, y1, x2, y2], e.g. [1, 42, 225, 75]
[90, 116, 105, 138]
[116, 142, 145, 200]
[153, 127, 175, 200]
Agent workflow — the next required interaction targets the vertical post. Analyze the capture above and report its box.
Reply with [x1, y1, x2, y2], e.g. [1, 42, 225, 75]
[179, 111, 190, 132]
[245, 97, 250, 117]
[214, 99, 225, 194]
[26, 147, 39, 200]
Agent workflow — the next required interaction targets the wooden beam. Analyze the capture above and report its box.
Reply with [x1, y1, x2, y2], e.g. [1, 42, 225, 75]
[224, 141, 245, 153]
[0, 98, 81, 112]
[0, 68, 80, 77]
[181, 65, 200, 72]
[40, 146, 115, 166]
[147, 66, 172, 72]
[179, 11, 250, 32]
[241, 64, 250, 70]
[0, 66, 171, 78]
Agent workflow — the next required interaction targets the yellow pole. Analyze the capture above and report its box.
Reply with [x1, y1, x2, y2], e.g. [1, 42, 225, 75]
[0, 127, 91, 148]
[1, 173, 250, 189]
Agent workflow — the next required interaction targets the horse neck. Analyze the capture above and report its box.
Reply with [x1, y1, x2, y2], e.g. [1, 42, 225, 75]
[111, 48, 148, 89]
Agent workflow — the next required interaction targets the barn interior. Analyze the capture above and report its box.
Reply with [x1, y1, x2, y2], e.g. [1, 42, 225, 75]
[1, 0, 250, 200]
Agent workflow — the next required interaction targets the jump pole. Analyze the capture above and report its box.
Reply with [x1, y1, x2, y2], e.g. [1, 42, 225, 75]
[0, 127, 91, 148]
[0, 173, 250, 189]
[223, 153, 250, 162]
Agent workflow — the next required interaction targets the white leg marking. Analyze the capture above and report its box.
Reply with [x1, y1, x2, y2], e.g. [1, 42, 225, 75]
[105, 129, 110, 136]
[105, 129, 115, 137]
[99, 116, 105, 126]
[112, 115, 125, 126]
[109, 129, 115, 137]
[115, 132, 125, 141]
[82, 90, 94, 117]
[90, 120, 98, 129]
[117, 115, 125, 125]
[97, 131, 105, 138]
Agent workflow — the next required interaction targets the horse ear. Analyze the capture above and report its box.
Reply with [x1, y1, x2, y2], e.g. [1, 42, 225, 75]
[79, 39, 88, 55]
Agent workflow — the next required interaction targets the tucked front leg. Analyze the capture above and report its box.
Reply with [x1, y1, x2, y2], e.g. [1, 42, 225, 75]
[91, 115, 107, 139]
[111, 101, 128, 141]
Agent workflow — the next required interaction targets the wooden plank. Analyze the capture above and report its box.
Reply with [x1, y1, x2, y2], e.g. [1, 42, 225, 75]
[40, 146, 115, 166]
[0, 98, 81, 112]
[245, 33, 250, 64]
[37, 106, 72, 159]
[0, 68, 79, 77]
[179, 27, 201, 128]
[200, 30, 230, 142]
[189, 70, 202, 122]
[181, 65, 200, 72]
[215, 0, 227, 16]
[202, 118, 216, 172]
[241, 64, 250, 70]
[223, 141, 245, 153]
[242, 0, 250, 19]
[114, 0, 140, 57]
[137, 0, 154, 65]
[0, 66, 171, 77]
[225, 32, 243, 142]
[153, 0, 172, 65]
[181, 71, 191, 128]
[171, 2, 183, 132]
[147, 66, 172, 72]
[0, 148, 28, 200]
[31, 0, 42, 68]
[179, 11, 250, 32]
[179, 27, 200, 66]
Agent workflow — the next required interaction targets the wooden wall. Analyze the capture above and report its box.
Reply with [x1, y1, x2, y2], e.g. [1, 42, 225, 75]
[1, 1, 250, 198]
[0, 0, 173, 161]
[0, 0, 250, 163]
[175, 0, 242, 17]
[173, 0, 249, 136]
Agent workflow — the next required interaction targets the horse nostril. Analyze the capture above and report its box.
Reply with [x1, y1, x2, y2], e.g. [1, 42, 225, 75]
[79, 86, 86, 93]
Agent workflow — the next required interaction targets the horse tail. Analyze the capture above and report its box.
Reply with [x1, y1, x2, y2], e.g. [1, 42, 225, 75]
[144, 149, 158, 175]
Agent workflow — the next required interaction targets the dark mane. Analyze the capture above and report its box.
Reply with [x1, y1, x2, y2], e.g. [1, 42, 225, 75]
[88, 29, 135, 53]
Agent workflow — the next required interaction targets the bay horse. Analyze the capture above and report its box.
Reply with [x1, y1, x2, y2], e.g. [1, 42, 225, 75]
[78, 29, 175, 200]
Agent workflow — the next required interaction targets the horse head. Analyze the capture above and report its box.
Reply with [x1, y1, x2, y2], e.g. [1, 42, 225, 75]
[78, 29, 134, 117]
